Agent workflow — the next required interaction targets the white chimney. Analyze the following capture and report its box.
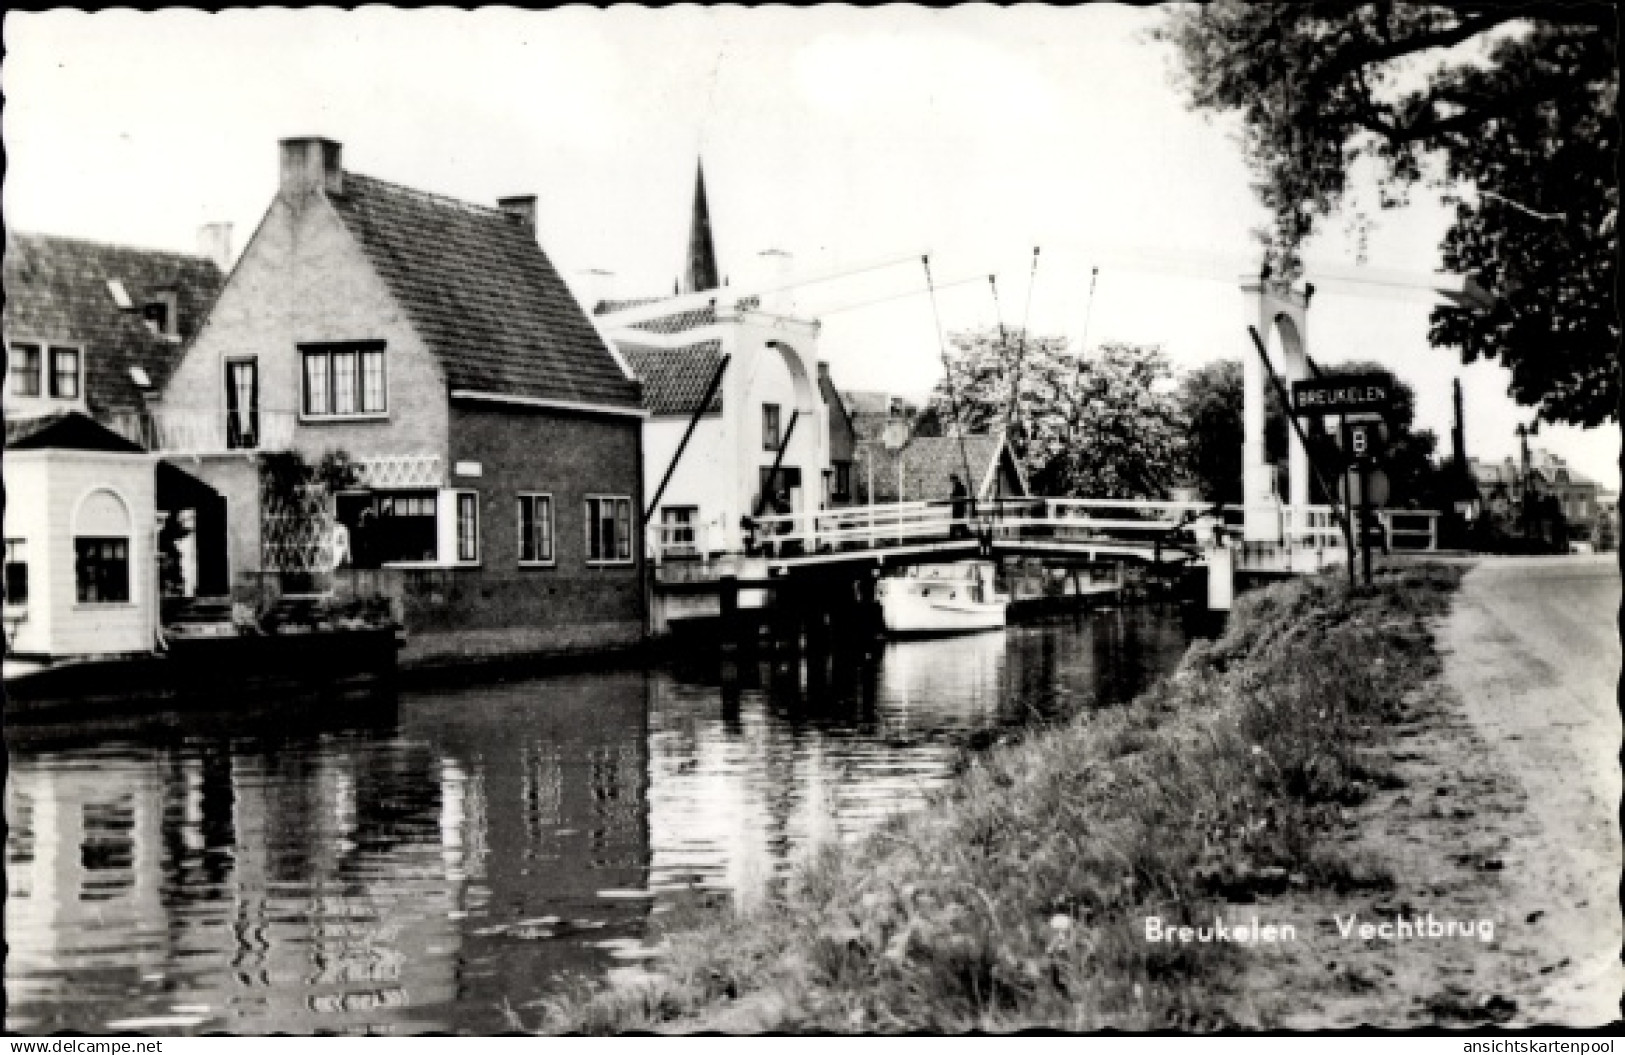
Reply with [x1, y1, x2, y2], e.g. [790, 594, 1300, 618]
[279, 137, 344, 200]
[758, 248, 795, 314]
[576, 269, 620, 314]
[196, 222, 233, 272]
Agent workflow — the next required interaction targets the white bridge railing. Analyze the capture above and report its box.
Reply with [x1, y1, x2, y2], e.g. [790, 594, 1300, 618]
[646, 497, 1440, 569]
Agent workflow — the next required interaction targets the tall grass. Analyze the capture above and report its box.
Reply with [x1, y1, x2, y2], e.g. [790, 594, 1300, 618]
[545, 564, 1464, 1033]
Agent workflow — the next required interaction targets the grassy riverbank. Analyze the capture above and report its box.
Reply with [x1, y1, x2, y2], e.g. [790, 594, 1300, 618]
[546, 565, 1465, 1033]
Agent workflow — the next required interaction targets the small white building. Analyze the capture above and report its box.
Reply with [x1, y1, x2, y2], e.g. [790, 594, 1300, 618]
[594, 161, 836, 559]
[3, 230, 226, 665]
[4, 413, 158, 661]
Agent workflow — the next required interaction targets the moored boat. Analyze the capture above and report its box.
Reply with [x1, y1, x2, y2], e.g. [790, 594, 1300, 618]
[877, 562, 1007, 635]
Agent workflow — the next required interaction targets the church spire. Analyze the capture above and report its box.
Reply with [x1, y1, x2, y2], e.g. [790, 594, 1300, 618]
[681, 159, 720, 294]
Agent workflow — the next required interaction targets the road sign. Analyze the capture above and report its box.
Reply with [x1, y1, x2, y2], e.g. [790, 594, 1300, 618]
[1292, 373, 1393, 417]
[1346, 467, 1391, 508]
[1343, 419, 1387, 461]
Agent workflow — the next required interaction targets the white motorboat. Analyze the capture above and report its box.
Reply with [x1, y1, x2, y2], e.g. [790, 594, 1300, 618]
[877, 562, 1008, 635]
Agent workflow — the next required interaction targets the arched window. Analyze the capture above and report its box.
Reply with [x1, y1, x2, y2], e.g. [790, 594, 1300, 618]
[74, 489, 132, 603]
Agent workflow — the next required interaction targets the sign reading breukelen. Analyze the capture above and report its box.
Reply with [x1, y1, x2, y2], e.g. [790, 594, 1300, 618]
[1292, 373, 1392, 416]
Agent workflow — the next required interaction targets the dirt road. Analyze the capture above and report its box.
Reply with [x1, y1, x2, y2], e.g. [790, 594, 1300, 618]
[1439, 555, 1621, 1025]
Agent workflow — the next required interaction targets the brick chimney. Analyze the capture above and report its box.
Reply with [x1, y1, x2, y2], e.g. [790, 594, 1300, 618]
[196, 222, 233, 272]
[279, 137, 343, 199]
[498, 195, 537, 236]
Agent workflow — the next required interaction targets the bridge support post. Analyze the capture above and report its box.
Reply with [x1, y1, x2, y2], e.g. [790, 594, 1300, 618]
[1206, 542, 1234, 611]
[1240, 277, 1312, 542]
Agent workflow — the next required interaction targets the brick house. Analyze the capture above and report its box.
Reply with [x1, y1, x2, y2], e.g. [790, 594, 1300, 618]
[158, 137, 648, 664]
[3, 232, 227, 661]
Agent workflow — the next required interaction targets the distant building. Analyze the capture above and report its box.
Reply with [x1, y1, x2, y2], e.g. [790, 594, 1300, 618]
[842, 390, 922, 446]
[158, 137, 648, 665]
[3, 231, 227, 661]
[596, 160, 841, 558]
[852, 428, 1028, 506]
[1469, 449, 1603, 544]
[820, 364, 857, 507]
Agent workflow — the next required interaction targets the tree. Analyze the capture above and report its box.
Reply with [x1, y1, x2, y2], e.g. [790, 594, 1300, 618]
[1158, 3, 1618, 426]
[928, 327, 1185, 499]
[1175, 359, 1287, 503]
[1172, 356, 1448, 510]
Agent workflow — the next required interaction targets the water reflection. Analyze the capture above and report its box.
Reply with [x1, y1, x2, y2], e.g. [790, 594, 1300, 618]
[5, 605, 1188, 1034]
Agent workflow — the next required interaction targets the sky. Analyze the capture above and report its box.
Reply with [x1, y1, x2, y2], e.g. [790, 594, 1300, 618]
[4, 6, 1616, 491]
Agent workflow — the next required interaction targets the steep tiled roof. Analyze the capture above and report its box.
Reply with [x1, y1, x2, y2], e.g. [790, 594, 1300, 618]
[328, 174, 640, 409]
[3, 232, 224, 416]
[853, 433, 1025, 503]
[619, 340, 726, 417]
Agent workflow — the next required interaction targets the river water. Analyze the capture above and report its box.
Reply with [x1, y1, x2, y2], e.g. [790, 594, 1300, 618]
[4, 607, 1190, 1034]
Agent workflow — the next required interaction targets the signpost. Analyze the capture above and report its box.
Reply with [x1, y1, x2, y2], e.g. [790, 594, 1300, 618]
[1293, 374, 1393, 585]
[1291, 374, 1394, 418]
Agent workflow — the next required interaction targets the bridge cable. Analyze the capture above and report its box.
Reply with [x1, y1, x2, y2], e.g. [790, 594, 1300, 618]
[1061, 265, 1103, 478]
[997, 248, 1042, 520]
[922, 255, 982, 533]
[1077, 266, 1100, 353]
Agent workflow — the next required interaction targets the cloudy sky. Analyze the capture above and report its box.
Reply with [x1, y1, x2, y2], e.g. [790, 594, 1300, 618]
[5, 6, 1616, 489]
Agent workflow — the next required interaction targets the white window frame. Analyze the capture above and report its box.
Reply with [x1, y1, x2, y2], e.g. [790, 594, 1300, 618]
[4, 538, 28, 611]
[584, 494, 634, 566]
[454, 490, 480, 565]
[298, 342, 389, 422]
[517, 492, 556, 567]
[48, 345, 84, 401]
[763, 403, 781, 451]
[7, 339, 84, 404]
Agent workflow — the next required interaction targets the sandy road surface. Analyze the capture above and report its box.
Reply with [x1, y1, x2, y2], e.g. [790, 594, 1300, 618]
[1440, 555, 1622, 1025]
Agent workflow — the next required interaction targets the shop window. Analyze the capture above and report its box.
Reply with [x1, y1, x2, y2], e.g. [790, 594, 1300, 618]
[75, 538, 130, 603]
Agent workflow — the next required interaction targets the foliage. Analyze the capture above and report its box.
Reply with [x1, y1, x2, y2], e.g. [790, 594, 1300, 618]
[928, 327, 1185, 500]
[258, 448, 366, 502]
[1157, 2, 1618, 426]
[1173, 356, 1449, 511]
[544, 567, 1465, 1033]
[1174, 359, 1285, 503]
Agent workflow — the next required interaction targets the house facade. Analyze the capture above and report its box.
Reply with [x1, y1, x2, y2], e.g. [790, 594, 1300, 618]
[3, 232, 227, 662]
[1469, 449, 1604, 544]
[594, 162, 837, 560]
[158, 137, 648, 664]
[851, 429, 1028, 506]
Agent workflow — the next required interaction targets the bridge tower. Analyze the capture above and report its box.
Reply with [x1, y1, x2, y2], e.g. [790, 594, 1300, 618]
[1238, 277, 1312, 542]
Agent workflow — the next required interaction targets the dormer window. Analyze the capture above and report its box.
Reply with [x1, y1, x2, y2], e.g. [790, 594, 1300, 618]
[8, 343, 42, 397]
[6, 341, 81, 402]
[142, 290, 179, 339]
[50, 347, 81, 399]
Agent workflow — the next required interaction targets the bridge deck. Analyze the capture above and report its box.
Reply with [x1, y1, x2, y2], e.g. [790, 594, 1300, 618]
[648, 498, 1439, 583]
